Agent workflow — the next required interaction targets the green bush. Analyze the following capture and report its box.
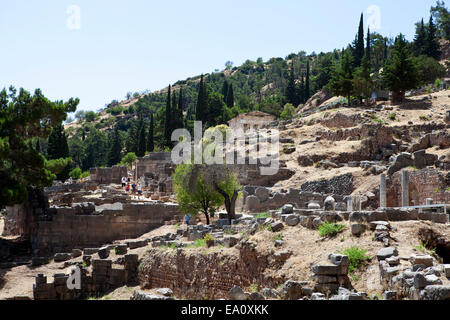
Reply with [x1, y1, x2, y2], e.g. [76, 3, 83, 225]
[280, 103, 296, 120]
[254, 212, 270, 219]
[69, 167, 82, 179]
[388, 112, 396, 121]
[340, 247, 371, 273]
[318, 222, 345, 238]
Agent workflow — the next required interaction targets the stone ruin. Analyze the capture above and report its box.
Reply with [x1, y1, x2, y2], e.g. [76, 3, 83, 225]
[90, 166, 128, 185]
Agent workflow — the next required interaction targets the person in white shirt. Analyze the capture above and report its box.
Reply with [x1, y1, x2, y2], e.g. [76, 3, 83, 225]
[121, 177, 126, 188]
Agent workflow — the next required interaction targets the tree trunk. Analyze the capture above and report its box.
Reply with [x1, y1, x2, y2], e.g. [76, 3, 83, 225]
[214, 184, 238, 225]
[203, 210, 210, 225]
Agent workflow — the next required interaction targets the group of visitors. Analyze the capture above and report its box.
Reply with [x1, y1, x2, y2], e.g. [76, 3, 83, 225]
[121, 176, 143, 198]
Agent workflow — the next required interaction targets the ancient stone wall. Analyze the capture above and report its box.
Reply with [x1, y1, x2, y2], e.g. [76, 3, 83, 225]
[139, 244, 280, 300]
[136, 153, 174, 179]
[32, 203, 181, 254]
[386, 168, 450, 207]
[89, 166, 128, 185]
[33, 254, 139, 300]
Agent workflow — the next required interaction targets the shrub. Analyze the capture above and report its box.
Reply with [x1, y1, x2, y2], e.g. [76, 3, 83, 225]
[193, 239, 206, 248]
[248, 283, 259, 293]
[280, 103, 296, 120]
[388, 112, 396, 121]
[69, 167, 82, 179]
[339, 247, 371, 273]
[254, 212, 270, 219]
[318, 222, 345, 238]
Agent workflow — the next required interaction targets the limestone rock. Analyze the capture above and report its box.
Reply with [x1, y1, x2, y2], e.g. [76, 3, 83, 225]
[285, 214, 299, 227]
[228, 286, 249, 300]
[377, 247, 398, 261]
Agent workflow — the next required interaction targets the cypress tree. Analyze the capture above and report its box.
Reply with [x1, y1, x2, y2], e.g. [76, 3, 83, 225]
[164, 85, 172, 147]
[354, 13, 365, 67]
[226, 84, 234, 108]
[107, 127, 122, 167]
[148, 113, 154, 152]
[366, 27, 371, 64]
[196, 75, 208, 126]
[221, 81, 229, 101]
[286, 65, 297, 106]
[425, 16, 442, 60]
[136, 119, 146, 157]
[172, 90, 178, 130]
[177, 88, 184, 129]
[305, 60, 311, 102]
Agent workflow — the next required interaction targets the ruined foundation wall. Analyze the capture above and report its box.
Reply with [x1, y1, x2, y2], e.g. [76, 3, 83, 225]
[387, 168, 450, 207]
[33, 203, 181, 254]
[90, 166, 128, 185]
[139, 245, 280, 300]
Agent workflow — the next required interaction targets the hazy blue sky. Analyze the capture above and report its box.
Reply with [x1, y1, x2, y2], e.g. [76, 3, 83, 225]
[0, 0, 439, 111]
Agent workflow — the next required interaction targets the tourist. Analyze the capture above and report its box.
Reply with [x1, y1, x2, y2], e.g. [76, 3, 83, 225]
[125, 183, 130, 193]
[131, 182, 137, 194]
[137, 183, 142, 198]
[184, 214, 191, 225]
[121, 176, 126, 188]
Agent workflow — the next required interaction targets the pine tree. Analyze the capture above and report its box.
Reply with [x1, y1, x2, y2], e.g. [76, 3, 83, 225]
[147, 113, 154, 152]
[382, 34, 420, 102]
[171, 90, 178, 130]
[414, 19, 427, 56]
[330, 50, 355, 104]
[107, 127, 122, 166]
[305, 60, 311, 102]
[425, 16, 442, 60]
[354, 13, 365, 67]
[226, 84, 234, 108]
[47, 124, 69, 160]
[353, 53, 373, 105]
[164, 85, 172, 147]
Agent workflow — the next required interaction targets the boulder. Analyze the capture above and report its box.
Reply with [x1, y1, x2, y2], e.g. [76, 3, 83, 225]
[377, 247, 399, 261]
[261, 288, 280, 299]
[279, 280, 304, 300]
[255, 187, 271, 202]
[54, 253, 71, 263]
[281, 204, 294, 215]
[228, 286, 249, 300]
[98, 246, 110, 259]
[420, 285, 450, 300]
[285, 215, 300, 227]
[71, 249, 82, 258]
[308, 202, 321, 210]
[410, 254, 434, 267]
[131, 291, 174, 300]
[351, 224, 366, 236]
[155, 288, 173, 297]
[270, 222, 284, 232]
[324, 196, 336, 211]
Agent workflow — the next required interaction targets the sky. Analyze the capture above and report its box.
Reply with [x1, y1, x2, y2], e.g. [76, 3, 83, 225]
[0, 0, 440, 112]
